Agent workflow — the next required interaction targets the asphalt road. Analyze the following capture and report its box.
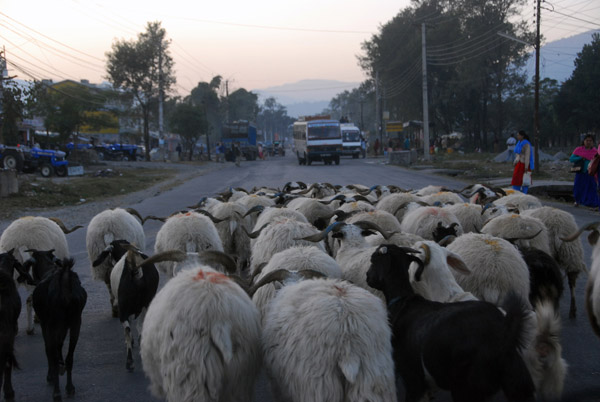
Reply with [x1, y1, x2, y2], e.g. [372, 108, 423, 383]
[5, 152, 600, 402]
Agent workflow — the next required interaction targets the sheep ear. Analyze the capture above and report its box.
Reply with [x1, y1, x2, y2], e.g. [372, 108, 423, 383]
[588, 230, 600, 246]
[445, 252, 470, 275]
[92, 249, 112, 267]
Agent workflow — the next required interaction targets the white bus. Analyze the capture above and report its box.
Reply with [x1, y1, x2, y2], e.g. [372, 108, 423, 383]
[293, 119, 342, 165]
[340, 123, 363, 159]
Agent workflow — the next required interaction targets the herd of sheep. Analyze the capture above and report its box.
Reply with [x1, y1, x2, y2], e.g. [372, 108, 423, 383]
[0, 181, 599, 402]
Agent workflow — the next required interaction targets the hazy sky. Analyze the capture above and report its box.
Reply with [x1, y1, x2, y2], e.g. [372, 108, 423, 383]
[2, 0, 598, 97]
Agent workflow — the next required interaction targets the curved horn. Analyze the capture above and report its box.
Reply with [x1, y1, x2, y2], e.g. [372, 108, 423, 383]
[318, 194, 346, 205]
[187, 197, 208, 209]
[505, 228, 544, 243]
[248, 269, 293, 297]
[350, 194, 374, 204]
[250, 262, 269, 284]
[124, 208, 144, 223]
[195, 209, 225, 224]
[438, 235, 456, 247]
[48, 217, 83, 234]
[352, 220, 396, 240]
[242, 222, 270, 239]
[138, 250, 187, 268]
[197, 250, 238, 275]
[142, 215, 167, 223]
[243, 205, 265, 217]
[560, 221, 600, 242]
[295, 221, 346, 242]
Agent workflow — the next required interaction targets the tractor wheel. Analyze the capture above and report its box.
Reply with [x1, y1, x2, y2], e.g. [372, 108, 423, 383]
[40, 163, 53, 177]
[1, 150, 24, 171]
[55, 165, 68, 177]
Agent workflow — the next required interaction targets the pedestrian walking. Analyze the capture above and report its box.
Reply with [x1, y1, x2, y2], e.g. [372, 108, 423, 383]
[569, 134, 600, 208]
[511, 130, 534, 194]
[505, 134, 517, 162]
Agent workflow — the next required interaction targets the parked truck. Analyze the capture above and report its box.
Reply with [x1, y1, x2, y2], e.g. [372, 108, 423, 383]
[0, 144, 69, 177]
[222, 121, 258, 161]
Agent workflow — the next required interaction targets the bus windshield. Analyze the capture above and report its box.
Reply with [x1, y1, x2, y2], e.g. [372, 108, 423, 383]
[342, 131, 361, 142]
[307, 124, 340, 140]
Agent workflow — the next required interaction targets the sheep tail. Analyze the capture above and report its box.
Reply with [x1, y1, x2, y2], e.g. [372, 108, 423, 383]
[585, 278, 600, 338]
[337, 342, 361, 384]
[499, 292, 536, 400]
[528, 301, 568, 400]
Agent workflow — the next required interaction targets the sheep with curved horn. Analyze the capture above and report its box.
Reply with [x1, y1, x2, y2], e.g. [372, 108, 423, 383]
[86, 208, 146, 317]
[561, 221, 600, 337]
[153, 211, 224, 277]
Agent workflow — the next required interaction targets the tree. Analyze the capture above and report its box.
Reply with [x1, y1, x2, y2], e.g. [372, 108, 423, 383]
[168, 102, 207, 161]
[227, 88, 258, 122]
[0, 80, 26, 145]
[187, 76, 222, 156]
[106, 21, 175, 160]
[256, 97, 294, 143]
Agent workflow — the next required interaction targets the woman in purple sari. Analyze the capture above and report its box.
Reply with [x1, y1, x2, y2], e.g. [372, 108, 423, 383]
[569, 134, 600, 207]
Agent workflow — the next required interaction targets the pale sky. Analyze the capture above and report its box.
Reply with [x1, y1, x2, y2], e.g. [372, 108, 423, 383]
[2, 0, 598, 97]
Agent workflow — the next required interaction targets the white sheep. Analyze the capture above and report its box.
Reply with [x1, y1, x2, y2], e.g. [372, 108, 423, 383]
[141, 265, 261, 402]
[0, 216, 77, 333]
[443, 203, 485, 233]
[208, 201, 252, 274]
[86, 208, 145, 315]
[262, 278, 397, 402]
[400, 206, 464, 241]
[250, 246, 342, 320]
[375, 192, 421, 222]
[446, 232, 532, 309]
[493, 192, 543, 211]
[421, 190, 465, 205]
[249, 218, 325, 277]
[153, 212, 223, 277]
[481, 213, 551, 255]
[522, 206, 587, 318]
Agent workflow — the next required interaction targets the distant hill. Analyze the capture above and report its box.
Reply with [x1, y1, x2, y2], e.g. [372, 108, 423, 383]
[254, 79, 359, 118]
[524, 30, 597, 83]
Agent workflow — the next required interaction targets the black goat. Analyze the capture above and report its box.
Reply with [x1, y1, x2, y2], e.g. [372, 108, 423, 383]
[20, 249, 61, 335]
[92, 240, 133, 317]
[518, 246, 564, 311]
[32, 258, 87, 402]
[367, 244, 535, 402]
[432, 222, 460, 243]
[110, 247, 184, 371]
[0, 249, 31, 402]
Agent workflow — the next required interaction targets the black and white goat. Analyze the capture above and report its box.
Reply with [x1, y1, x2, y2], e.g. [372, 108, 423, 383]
[32, 258, 87, 402]
[108, 246, 185, 371]
[366, 244, 535, 402]
[0, 249, 33, 402]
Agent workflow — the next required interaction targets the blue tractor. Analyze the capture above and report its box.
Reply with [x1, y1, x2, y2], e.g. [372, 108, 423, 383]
[0, 145, 69, 177]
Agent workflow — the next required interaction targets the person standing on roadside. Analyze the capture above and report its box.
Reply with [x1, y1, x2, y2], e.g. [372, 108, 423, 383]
[233, 142, 241, 167]
[511, 130, 534, 194]
[505, 134, 517, 162]
[569, 134, 600, 208]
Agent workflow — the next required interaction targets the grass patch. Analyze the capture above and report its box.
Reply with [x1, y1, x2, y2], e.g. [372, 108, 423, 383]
[1, 167, 175, 219]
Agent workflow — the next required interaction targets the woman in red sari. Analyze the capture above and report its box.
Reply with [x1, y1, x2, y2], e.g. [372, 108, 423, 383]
[511, 130, 534, 194]
[569, 134, 599, 207]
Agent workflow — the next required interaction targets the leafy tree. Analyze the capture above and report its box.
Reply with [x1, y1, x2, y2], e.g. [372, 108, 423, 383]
[0, 80, 27, 145]
[256, 97, 294, 143]
[187, 76, 222, 152]
[106, 21, 175, 160]
[168, 102, 207, 161]
[227, 88, 258, 122]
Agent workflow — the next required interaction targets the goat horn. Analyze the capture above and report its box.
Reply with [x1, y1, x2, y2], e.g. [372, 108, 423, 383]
[244, 205, 265, 217]
[187, 197, 207, 209]
[48, 217, 83, 234]
[138, 250, 187, 268]
[242, 222, 270, 239]
[124, 208, 144, 223]
[438, 235, 457, 246]
[197, 250, 238, 275]
[195, 209, 225, 224]
[505, 228, 544, 242]
[560, 221, 600, 242]
[248, 269, 292, 297]
[295, 221, 346, 242]
[352, 220, 396, 240]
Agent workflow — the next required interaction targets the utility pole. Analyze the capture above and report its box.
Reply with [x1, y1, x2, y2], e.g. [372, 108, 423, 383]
[533, 0, 541, 173]
[375, 71, 383, 155]
[421, 23, 431, 161]
[158, 43, 164, 153]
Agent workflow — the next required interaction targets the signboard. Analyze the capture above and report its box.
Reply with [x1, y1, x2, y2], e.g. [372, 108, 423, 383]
[386, 122, 403, 133]
[68, 166, 84, 176]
